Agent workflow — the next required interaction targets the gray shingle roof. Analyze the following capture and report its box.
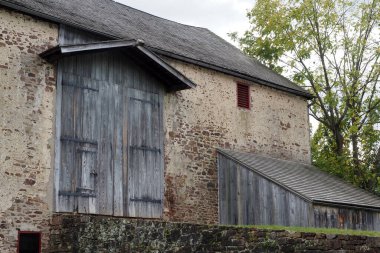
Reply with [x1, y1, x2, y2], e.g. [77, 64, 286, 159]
[0, 0, 312, 98]
[218, 149, 380, 210]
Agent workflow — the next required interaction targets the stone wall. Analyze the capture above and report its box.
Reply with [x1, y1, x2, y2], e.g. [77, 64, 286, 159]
[163, 59, 311, 224]
[49, 214, 380, 253]
[0, 7, 58, 252]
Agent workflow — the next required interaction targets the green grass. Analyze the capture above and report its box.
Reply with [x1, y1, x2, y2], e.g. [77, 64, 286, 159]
[235, 224, 380, 237]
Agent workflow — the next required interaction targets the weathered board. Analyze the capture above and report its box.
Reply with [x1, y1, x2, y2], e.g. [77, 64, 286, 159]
[218, 153, 312, 227]
[313, 205, 380, 231]
[58, 73, 100, 213]
[59, 24, 108, 45]
[55, 26, 165, 217]
[127, 88, 163, 218]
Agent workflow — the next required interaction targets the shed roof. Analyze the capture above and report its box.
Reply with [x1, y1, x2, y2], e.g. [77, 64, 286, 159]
[218, 149, 380, 210]
[40, 39, 196, 91]
[0, 0, 312, 99]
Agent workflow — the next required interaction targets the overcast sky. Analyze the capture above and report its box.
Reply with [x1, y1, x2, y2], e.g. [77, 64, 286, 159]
[114, 0, 253, 45]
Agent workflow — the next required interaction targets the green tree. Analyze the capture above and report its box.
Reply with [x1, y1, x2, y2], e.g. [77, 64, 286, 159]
[231, 0, 380, 192]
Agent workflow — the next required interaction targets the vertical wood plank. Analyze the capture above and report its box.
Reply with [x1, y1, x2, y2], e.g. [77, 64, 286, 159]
[113, 83, 124, 216]
[229, 162, 237, 224]
[59, 83, 76, 212]
[54, 62, 63, 212]
[97, 81, 114, 215]
[59, 24, 107, 45]
[127, 88, 163, 218]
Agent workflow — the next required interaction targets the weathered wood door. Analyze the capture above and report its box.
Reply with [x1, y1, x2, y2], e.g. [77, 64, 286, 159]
[127, 88, 163, 218]
[57, 73, 125, 215]
[56, 53, 164, 217]
[57, 73, 100, 213]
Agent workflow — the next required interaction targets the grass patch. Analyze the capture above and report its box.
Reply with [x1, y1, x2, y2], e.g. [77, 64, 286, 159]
[235, 224, 380, 237]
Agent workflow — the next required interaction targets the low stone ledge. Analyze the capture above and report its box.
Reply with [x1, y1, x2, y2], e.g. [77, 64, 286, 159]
[49, 214, 380, 253]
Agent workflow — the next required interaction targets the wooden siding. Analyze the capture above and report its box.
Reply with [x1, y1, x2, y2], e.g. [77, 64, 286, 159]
[218, 153, 312, 227]
[54, 26, 164, 218]
[59, 24, 108, 45]
[313, 205, 380, 231]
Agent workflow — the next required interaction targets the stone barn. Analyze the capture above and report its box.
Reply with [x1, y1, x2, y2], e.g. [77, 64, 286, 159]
[0, 0, 379, 252]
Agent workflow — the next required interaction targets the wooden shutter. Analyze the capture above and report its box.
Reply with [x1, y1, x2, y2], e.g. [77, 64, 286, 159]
[127, 88, 163, 218]
[57, 73, 100, 213]
[237, 83, 250, 109]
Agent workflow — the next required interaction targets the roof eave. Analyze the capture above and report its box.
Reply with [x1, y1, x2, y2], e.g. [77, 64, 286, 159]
[150, 47, 314, 100]
[312, 199, 380, 212]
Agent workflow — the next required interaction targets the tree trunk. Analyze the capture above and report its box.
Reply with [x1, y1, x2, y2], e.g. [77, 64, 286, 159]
[333, 127, 344, 156]
[351, 134, 361, 176]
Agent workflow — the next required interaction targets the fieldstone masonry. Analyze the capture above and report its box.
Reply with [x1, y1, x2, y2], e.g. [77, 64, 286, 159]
[50, 214, 380, 253]
[163, 59, 311, 224]
[0, 7, 58, 252]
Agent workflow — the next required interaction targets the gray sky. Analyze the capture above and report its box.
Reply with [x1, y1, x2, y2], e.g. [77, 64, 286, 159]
[114, 0, 253, 44]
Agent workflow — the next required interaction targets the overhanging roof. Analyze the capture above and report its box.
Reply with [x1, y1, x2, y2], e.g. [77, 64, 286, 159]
[40, 39, 196, 91]
[218, 149, 380, 211]
[0, 0, 313, 99]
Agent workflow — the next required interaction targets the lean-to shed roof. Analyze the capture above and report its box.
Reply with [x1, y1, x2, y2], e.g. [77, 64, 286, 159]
[218, 149, 380, 210]
[0, 0, 312, 99]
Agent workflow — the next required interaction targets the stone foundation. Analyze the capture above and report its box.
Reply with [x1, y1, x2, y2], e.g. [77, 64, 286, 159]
[49, 214, 380, 253]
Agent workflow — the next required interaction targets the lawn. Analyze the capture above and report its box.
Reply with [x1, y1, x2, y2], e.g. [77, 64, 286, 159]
[237, 224, 380, 237]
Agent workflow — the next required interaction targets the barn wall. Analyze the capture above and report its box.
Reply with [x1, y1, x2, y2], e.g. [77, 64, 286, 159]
[0, 7, 58, 252]
[313, 204, 380, 231]
[163, 58, 311, 224]
[218, 153, 313, 227]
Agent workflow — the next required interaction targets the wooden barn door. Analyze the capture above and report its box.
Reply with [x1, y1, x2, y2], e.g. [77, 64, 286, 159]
[127, 88, 163, 218]
[56, 54, 164, 217]
[57, 74, 125, 215]
[57, 73, 100, 213]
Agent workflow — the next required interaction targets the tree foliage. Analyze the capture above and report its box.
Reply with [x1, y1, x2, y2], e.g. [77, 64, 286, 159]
[231, 0, 380, 192]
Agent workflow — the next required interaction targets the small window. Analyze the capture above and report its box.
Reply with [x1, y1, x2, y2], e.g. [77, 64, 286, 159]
[18, 231, 41, 253]
[237, 83, 250, 109]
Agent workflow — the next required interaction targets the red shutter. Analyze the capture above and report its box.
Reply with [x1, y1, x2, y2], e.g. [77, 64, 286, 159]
[237, 83, 250, 109]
